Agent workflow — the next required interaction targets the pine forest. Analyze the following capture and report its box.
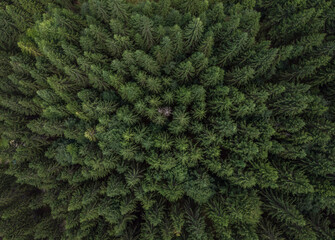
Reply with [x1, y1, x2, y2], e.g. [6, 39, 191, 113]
[1, 0, 335, 239]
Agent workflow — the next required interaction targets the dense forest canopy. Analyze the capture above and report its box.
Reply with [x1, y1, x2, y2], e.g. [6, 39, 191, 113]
[1, 0, 335, 239]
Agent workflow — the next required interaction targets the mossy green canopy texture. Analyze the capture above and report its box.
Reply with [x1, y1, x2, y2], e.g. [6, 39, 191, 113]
[1, 0, 335, 239]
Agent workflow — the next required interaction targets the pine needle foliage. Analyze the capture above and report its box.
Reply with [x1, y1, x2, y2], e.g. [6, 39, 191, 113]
[1, 0, 335, 239]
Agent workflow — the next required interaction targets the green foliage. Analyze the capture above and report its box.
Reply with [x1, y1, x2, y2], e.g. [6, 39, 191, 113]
[1, 0, 335, 239]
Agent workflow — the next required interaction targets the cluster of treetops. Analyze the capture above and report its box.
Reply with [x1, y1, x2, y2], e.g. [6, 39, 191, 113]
[1, 0, 335, 239]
